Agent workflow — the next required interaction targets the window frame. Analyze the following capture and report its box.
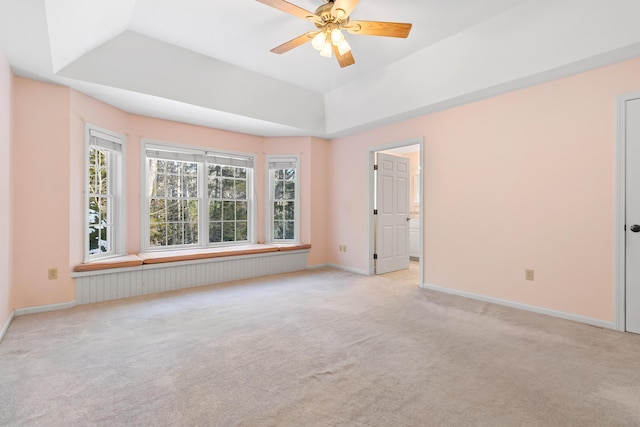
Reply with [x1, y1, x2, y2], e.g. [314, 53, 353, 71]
[265, 155, 300, 244]
[206, 154, 253, 246]
[141, 140, 256, 252]
[84, 124, 126, 263]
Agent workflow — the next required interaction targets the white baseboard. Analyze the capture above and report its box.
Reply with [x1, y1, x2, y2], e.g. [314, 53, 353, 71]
[307, 263, 330, 270]
[421, 283, 615, 330]
[0, 310, 15, 344]
[328, 264, 368, 276]
[14, 301, 76, 317]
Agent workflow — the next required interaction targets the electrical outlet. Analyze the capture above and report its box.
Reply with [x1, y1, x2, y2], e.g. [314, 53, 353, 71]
[343, 245, 347, 253]
[48, 268, 58, 280]
[525, 269, 534, 281]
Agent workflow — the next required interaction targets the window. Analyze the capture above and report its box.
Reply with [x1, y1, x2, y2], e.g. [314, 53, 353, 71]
[144, 142, 254, 251]
[207, 154, 250, 244]
[266, 156, 299, 243]
[147, 151, 200, 247]
[85, 126, 125, 262]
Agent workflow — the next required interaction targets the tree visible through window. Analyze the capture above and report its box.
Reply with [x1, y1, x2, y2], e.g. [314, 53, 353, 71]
[268, 157, 299, 242]
[148, 158, 199, 247]
[88, 147, 112, 254]
[144, 144, 254, 250]
[208, 164, 249, 243]
[86, 127, 124, 261]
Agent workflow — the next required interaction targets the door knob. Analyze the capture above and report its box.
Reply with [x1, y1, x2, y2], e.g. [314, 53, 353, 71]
[631, 224, 640, 233]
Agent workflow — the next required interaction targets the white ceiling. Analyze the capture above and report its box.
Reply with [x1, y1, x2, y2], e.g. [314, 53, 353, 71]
[1, 0, 639, 138]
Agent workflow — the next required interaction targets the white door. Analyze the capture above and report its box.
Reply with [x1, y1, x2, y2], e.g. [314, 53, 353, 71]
[626, 97, 640, 334]
[376, 153, 410, 274]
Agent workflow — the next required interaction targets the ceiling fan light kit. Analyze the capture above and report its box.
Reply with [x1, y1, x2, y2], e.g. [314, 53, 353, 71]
[257, 0, 412, 68]
[320, 41, 333, 58]
[311, 32, 327, 50]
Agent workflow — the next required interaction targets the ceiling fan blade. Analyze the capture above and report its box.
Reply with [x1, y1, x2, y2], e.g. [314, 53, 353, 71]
[345, 21, 412, 38]
[256, 0, 317, 21]
[332, 44, 355, 68]
[332, 0, 360, 19]
[271, 32, 318, 54]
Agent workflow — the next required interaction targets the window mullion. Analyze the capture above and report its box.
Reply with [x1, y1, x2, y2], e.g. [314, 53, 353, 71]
[269, 173, 275, 242]
[107, 151, 114, 254]
[199, 162, 208, 248]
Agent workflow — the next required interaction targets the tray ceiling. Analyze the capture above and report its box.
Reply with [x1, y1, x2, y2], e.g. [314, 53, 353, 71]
[1, 0, 639, 137]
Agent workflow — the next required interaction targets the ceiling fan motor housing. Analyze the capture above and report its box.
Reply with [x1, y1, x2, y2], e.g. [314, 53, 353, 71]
[314, 2, 349, 29]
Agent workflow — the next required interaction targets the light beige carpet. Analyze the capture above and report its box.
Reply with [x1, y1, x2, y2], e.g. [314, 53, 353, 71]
[1, 268, 640, 426]
[381, 260, 419, 285]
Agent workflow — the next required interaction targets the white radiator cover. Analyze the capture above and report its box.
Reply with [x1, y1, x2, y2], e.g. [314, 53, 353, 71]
[75, 250, 309, 305]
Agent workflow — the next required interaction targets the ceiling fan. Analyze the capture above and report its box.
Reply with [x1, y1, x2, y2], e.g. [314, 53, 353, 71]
[256, 0, 412, 68]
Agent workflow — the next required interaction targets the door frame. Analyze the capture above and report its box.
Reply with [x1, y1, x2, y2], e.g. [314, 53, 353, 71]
[615, 91, 640, 331]
[367, 137, 424, 285]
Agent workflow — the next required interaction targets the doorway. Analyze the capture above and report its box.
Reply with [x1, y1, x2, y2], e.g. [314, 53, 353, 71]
[368, 138, 424, 286]
[616, 92, 640, 333]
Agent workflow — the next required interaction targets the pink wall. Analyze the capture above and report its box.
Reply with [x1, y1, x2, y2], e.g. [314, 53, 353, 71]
[328, 133, 369, 270]
[329, 57, 640, 322]
[0, 50, 12, 329]
[309, 137, 330, 266]
[8, 57, 640, 323]
[12, 78, 74, 308]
